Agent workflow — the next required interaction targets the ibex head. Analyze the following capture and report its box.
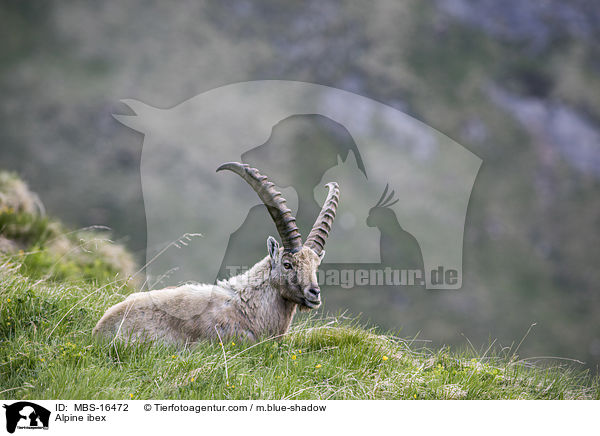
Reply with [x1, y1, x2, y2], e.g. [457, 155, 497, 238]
[217, 162, 339, 309]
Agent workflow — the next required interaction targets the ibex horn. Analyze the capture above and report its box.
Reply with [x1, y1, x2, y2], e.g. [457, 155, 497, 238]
[217, 162, 303, 253]
[305, 182, 340, 256]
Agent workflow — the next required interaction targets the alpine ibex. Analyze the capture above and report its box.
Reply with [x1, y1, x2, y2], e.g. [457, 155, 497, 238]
[93, 162, 340, 344]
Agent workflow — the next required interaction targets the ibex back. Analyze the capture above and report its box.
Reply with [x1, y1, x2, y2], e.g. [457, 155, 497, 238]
[93, 162, 340, 344]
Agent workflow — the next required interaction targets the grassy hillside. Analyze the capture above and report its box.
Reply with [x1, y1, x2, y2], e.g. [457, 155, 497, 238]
[0, 172, 598, 400]
[2, 1, 600, 368]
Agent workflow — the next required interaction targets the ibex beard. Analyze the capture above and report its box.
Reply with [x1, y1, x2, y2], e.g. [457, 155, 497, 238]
[93, 162, 340, 345]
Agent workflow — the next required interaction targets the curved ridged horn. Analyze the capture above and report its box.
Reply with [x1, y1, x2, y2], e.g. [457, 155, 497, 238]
[217, 162, 303, 253]
[304, 182, 340, 255]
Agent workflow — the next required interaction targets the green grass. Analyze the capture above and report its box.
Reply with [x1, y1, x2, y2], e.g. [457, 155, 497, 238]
[0, 210, 137, 285]
[0, 172, 598, 400]
[0, 259, 598, 400]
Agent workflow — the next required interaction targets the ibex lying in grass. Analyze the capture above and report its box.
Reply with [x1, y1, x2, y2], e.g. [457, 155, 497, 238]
[93, 162, 340, 344]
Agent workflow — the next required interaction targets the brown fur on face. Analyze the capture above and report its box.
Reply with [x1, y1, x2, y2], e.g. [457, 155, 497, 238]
[268, 239, 324, 309]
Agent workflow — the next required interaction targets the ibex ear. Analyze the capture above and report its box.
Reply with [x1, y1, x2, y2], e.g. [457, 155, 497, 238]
[267, 236, 280, 260]
[318, 250, 326, 262]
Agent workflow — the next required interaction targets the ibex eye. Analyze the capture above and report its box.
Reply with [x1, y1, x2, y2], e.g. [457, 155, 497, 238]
[283, 262, 292, 270]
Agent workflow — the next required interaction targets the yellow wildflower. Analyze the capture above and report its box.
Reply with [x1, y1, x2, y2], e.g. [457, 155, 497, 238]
[315, 364, 322, 369]
[291, 354, 297, 360]
[382, 355, 388, 361]
[129, 394, 134, 399]
[231, 341, 235, 346]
